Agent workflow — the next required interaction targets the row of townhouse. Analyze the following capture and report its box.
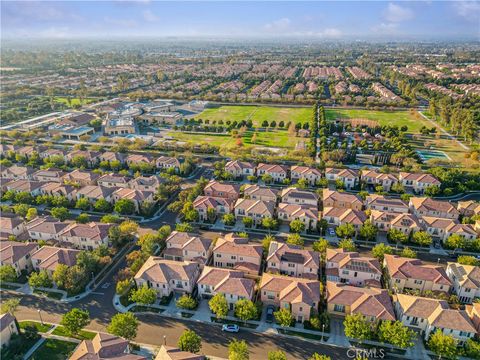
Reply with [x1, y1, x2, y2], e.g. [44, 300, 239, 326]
[325, 249, 480, 344]
[1, 167, 164, 213]
[0, 145, 182, 173]
[225, 160, 442, 194]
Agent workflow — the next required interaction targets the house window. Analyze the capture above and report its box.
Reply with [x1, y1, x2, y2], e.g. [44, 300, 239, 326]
[334, 304, 345, 313]
[414, 280, 423, 285]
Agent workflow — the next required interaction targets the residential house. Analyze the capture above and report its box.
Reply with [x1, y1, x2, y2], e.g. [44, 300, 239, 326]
[394, 293, 476, 344]
[204, 180, 240, 201]
[0, 241, 38, 275]
[326, 281, 395, 321]
[260, 273, 321, 322]
[156, 156, 181, 172]
[266, 241, 319, 279]
[243, 185, 278, 203]
[0, 213, 27, 238]
[213, 233, 262, 275]
[280, 187, 319, 207]
[409, 197, 459, 220]
[277, 203, 319, 231]
[40, 182, 77, 201]
[111, 188, 155, 213]
[164, 231, 212, 264]
[63, 169, 100, 186]
[322, 190, 362, 211]
[58, 222, 111, 250]
[75, 185, 116, 204]
[446, 262, 480, 304]
[32, 168, 66, 183]
[0, 313, 19, 348]
[134, 257, 200, 297]
[31, 246, 80, 276]
[97, 173, 130, 188]
[193, 196, 233, 222]
[128, 175, 163, 192]
[256, 163, 289, 183]
[290, 165, 322, 186]
[361, 170, 398, 192]
[98, 151, 126, 165]
[383, 254, 452, 294]
[65, 150, 100, 167]
[155, 346, 204, 360]
[444, 224, 478, 242]
[457, 201, 480, 218]
[39, 148, 66, 160]
[125, 154, 154, 167]
[325, 168, 360, 190]
[1, 165, 35, 180]
[224, 160, 255, 178]
[326, 248, 382, 287]
[197, 267, 255, 309]
[69, 333, 146, 360]
[466, 303, 480, 334]
[370, 211, 423, 235]
[399, 172, 441, 194]
[421, 217, 458, 240]
[27, 216, 70, 241]
[5, 179, 45, 196]
[365, 195, 409, 213]
[322, 207, 367, 233]
[234, 199, 275, 226]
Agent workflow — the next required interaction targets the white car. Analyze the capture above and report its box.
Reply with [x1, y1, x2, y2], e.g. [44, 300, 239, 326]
[222, 324, 239, 333]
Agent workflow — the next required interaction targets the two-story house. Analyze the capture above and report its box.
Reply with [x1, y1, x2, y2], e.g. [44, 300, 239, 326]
[163, 231, 213, 265]
[446, 262, 480, 304]
[212, 233, 262, 275]
[266, 241, 319, 279]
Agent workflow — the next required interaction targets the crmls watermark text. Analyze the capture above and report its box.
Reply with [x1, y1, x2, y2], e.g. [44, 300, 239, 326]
[346, 347, 386, 359]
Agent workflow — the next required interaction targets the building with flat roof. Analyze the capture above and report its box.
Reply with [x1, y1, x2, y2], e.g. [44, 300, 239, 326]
[104, 116, 136, 135]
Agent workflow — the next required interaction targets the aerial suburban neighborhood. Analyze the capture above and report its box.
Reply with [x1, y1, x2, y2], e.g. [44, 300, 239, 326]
[0, 1, 479, 360]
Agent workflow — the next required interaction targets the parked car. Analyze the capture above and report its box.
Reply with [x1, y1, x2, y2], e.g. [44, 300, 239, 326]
[222, 324, 239, 333]
[265, 305, 275, 323]
[328, 228, 336, 236]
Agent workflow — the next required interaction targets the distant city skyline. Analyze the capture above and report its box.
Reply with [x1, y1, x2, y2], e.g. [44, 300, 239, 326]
[1, 1, 479, 40]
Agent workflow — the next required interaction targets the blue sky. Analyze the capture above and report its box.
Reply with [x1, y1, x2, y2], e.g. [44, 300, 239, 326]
[1, 1, 479, 40]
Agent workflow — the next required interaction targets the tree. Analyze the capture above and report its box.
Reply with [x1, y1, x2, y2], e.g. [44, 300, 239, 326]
[457, 255, 479, 266]
[51, 207, 70, 221]
[234, 299, 257, 323]
[0, 265, 17, 283]
[465, 339, 480, 359]
[297, 178, 309, 189]
[158, 225, 172, 241]
[262, 217, 277, 233]
[176, 294, 197, 310]
[1, 298, 20, 315]
[177, 330, 202, 353]
[107, 312, 138, 341]
[75, 197, 91, 211]
[176, 223, 193, 232]
[76, 213, 90, 224]
[309, 354, 331, 360]
[101, 214, 121, 224]
[412, 231, 432, 247]
[28, 271, 52, 288]
[387, 228, 408, 245]
[378, 320, 415, 349]
[94, 199, 112, 213]
[268, 350, 287, 360]
[242, 216, 253, 228]
[289, 219, 306, 233]
[312, 238, 329, 258]
[209, 293, 229, 318]
[428, 330, 457, 360]
[261, 173, 273, 184]
[338, 238, 356, 252]
[274, 308, 294, 327]
[335, 224, 355, 239]
[114, 199, 136, 215]
[229, 339, 249, 360]
[343, 313, 372, 341]
[207, 208, 216, 223]
[223, 213, 236, 226]
[26, 208, 38, 221]
[13, 203, 30, 218]
[129, 285, 156, 305]
[61, 308, 90, 336]
[445, 234, 465, 251]
[372, 243, 393, 262]
[286, 233, 304, 246]
[425, 185, 441, 197]
[116, 279, 132, 296]
[52, 264, 69, 289]
[400, 247, 417, 259]
[262, 235, 275, 253]
[359, 220, 377, 241]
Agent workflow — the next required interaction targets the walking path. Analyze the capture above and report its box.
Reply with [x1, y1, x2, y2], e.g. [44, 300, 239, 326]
[418, 111, 470, 150]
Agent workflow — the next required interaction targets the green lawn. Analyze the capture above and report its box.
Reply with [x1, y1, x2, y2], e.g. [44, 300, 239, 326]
[29, 338, 78, 360]
[33, 289, 64, 300]
[54, 97, 98, 107]
[325, 109, 425, 134]
[52, 326, 96, 340]
[194, 105, 311, 127]
[19, 321, 53, 333]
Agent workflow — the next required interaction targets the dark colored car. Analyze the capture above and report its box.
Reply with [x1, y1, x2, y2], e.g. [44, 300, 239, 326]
[266, 305, 275, 323]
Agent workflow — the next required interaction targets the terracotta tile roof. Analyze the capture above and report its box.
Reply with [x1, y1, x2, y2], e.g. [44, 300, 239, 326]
[290, 165, 322, 177]
[1, 165, 35, 178]
[156, 156, 180, 167]
[395, 293, 449, 319]
[63, 169, 100, 183]
[99, 151, 126, 163]
[457, 201, 480, 214]
[225, 160, 254, 171]
[322, 207, 366, 225]
[98, 173, 130, 185]
[278, 203, 319, 220]
[327, 281, 395, 320]
[134, 257, 199, 284]
[447, 262, 480, 290]
[389, 213, 423, 229]
[361, 170, 397, 182]
[326, 248, 381, 275]
[113, 188, 153, 202]
[213, 234, 263, 260]
[70, 333, 145, 360]
[128, 175, 163, 188]
[193, 196, 232, 210]
[421, 216, 457, 230]
[384, 254, 452, 285]
[76, 185, 117, 200]
[399, 172, 441, 185]
[27, 216, 70, 235]
[325, 168, 359, 178]
[428, 307, 476, 333]
[446, 223, 477, 236]
[267, 241, 320, 269]
[204, 180, 240, 196]
[155, 345, 204, 360]
[243, 185, 278, 199]
[5, 179, 45, 192]
[32, 168, 66, 180]
[234, 199, 275, 217]
[322, 189, 362, 205]
[257, 163, 288, 174]
[32, 246, 80, 272]
[0, 213, 24, 231]
[261, 273, 320, 306]
[166, 231, 212, 254]
[59, 222, 111, 242]
[198, 266, 255, 298]
[365, 194, 408, 209]
[410, 197, 459, 216]
[0, 241, 38, 265]
[125, 154, 154, 163]
[280, 187, 319, 202]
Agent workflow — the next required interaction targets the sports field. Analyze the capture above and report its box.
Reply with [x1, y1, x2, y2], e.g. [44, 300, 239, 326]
[193, 105, 311, 127]
[325, 109, 424, 134]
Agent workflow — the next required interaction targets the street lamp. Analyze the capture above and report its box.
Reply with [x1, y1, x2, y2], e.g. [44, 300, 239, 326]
[37, 309, 44, 325]
[163, 335, 167, 345]
[322, 324, 325, 342]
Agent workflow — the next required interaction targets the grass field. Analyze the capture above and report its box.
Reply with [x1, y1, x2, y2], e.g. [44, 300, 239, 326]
[54, 97, 98, 107]
[325, 109, 424, 134]
[52, 326, 96, 340]
[30, 339, 78, 360]
[19, 321, 52, 333]
[194, 105, 311, 127]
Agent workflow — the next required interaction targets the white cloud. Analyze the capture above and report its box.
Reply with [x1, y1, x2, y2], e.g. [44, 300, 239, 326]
[384, 3, 414, 22]
[104, 17, 137, 28]
[453, 1, 480, 21]
[38, 26, 71, 39]
[320, 28, 342, 38]
[264, 18, 291, 31]
[143, 10, 159, 22]
[371, 22, 399, 34]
